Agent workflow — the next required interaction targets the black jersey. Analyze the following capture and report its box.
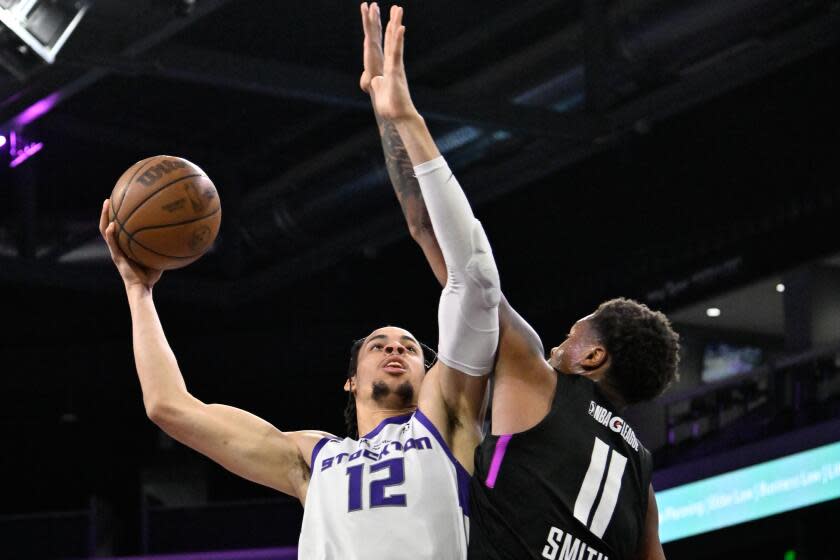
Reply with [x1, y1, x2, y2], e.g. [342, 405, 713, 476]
[469, 373, 653, 560]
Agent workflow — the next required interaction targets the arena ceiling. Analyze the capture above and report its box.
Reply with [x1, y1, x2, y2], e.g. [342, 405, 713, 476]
[0, 0, 837, 311]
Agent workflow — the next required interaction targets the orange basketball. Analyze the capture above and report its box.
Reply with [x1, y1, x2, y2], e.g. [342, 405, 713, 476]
[109, 156, 221, 271]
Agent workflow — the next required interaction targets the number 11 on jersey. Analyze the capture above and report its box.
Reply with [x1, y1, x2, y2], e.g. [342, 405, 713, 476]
[573, 437, 627, 538]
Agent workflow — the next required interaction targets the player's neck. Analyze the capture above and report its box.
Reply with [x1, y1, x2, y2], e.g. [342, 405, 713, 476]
[595, 379, 627, 410]
[356, 404, 417, 438]
[581, 368, 628, 410]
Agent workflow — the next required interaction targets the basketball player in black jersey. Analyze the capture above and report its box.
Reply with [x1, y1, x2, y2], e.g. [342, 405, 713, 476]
[361, 4, 679, 559]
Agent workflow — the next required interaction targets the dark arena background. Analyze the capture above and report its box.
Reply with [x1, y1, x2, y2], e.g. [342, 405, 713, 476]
[0, 1, 839, 559]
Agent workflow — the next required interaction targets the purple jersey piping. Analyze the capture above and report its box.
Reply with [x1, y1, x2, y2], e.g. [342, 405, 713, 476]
[414, 409, 472, 516]
[484, 434, 512, 489]
[361, 412, 414, 440]
[310, 436, 336, 469]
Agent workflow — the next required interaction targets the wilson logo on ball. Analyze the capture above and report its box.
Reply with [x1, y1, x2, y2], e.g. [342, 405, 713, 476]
[136, 159, 189, 187]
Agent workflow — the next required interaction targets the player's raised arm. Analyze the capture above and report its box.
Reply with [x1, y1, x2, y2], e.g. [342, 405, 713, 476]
[362, 7, 496, 468]
[99, 200, 327, 502]
[370, 6, 500, 375]
[361, 3, 545, 364]
[361, 2, 446, 287]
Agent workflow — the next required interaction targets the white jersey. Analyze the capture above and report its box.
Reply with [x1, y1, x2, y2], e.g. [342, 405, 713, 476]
[298, 410, 470, 559]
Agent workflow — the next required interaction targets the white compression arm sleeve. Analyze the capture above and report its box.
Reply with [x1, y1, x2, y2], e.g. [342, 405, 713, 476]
[414, 156, 501, 376]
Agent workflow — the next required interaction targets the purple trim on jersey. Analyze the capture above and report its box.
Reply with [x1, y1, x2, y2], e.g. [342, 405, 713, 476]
[310, 436, 335, 468]
[484, 434, 512, 489]
[361, 412, 414, 440]
[414, 409, 472, 516]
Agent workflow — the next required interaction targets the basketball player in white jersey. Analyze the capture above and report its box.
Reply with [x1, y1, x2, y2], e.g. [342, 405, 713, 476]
[97, 28, 502, 553]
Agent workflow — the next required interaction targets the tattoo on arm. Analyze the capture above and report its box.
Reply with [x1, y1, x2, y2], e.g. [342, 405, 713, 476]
[375, 110, 433, 235]
[373, 108, 447, 286]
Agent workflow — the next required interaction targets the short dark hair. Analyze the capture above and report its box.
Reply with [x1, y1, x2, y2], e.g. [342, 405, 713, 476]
[589, 298, 680, 405]
[344, 338, 367, 439]
[343, 335, 436, 438]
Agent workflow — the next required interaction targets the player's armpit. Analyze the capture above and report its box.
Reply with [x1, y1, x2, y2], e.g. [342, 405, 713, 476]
[417, 362, 488, 474]
[148, 395, 333, 502]
[635, 484, 667, 560]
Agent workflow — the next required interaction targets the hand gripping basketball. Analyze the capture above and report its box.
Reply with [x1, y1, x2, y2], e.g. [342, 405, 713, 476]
[100, 198, 162, 290]
[107, 155, 221, 271]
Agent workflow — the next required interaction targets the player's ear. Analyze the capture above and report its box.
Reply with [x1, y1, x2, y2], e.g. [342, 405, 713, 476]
[581, 345, 607, 371]
[344, 377, 355, 393]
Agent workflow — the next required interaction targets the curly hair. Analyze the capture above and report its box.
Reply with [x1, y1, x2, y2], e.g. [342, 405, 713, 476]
[589, 298, 680, 405]
[343, 336, 436, 438]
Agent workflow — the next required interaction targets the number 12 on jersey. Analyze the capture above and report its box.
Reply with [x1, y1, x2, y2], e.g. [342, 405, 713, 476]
[346, 458, 407, 511]
[573, 438, 627, 538]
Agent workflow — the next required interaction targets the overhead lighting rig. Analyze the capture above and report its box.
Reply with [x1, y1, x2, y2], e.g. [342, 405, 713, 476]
[0, 0, 89, 79]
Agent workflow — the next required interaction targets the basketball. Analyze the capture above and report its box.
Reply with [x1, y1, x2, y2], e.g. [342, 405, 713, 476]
[108, 155, 221, 271]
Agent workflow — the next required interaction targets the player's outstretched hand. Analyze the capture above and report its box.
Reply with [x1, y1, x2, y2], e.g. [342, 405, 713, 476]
[369, 5, 418, 122]
[360, 2, 384, 94]
[99, 199, 163, 291]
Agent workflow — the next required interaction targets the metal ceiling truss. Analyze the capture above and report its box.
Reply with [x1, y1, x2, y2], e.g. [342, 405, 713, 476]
[1, 0, 839, 309]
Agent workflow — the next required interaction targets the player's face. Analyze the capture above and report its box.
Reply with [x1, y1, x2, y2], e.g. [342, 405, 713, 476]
[548, 315, 597, 374]
[354, 326, 426, 406]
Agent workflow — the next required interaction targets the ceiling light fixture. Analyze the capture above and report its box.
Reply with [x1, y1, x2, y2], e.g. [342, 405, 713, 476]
[0, 0, 89, 79]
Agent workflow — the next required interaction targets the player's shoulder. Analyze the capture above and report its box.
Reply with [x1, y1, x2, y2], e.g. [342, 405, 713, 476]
[289, 429, 340, 448]
[286, 430, 342, 468]
[291, 429, 339, 441]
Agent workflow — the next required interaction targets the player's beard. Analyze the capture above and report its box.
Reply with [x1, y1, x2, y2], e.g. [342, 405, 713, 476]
[371, 379, 415, 407]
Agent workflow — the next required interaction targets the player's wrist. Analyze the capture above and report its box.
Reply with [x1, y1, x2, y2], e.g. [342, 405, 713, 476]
[125, 281, 153, 299]
[392, 110, 424, 130]
[394, 113, 440, 165]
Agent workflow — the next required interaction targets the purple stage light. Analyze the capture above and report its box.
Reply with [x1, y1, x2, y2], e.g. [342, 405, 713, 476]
[7, 129, 45, 168]
[13, 93, 61, 128]
[0, 135, 6, 149]
[9, 141, 43, 168]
